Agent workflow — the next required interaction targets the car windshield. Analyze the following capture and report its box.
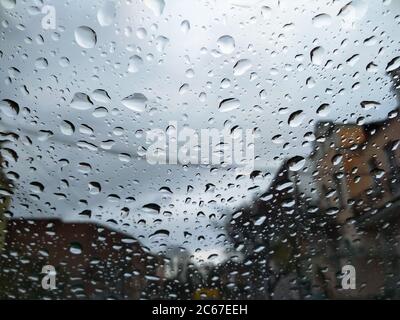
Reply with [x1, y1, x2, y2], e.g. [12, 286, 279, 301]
[1, 0, 400, 300]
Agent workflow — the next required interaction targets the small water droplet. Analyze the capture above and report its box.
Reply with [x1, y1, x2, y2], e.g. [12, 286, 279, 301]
[0, 99, 19, 117]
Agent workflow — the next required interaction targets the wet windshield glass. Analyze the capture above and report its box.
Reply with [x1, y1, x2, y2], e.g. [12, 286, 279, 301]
[1, 0, 400, 299]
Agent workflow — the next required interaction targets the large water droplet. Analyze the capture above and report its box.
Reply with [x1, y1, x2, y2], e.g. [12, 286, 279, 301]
[30, 181, 45, 193]
[338, 0, 368, 29]
[386, 56, 400, 72]
[233, 59, 252, 76]
[97, 1, 116, 27]
[217, 35, 235, 54]
[310, 46, 325, 66]
[0, 0, 16, 10]
[149, 229, 170, 240]
[288, 156, 306, 172]
[74, 26, 97, 49]
[261, 6, 272, 19]
[35, 57, 48, 70]
[69, 242, 82, 255]
[91, 89, 111, 104]
[288, 110, 305, 127]
[121, 93, 147, 113]
[88, 181, 101, 194]
[156, 36, 169, 52]
[312, 13, 332, 28]
[0, 99, 19, 117]
[142, 203, 161, 214]
[60, 120, 75, 136]
[360, 100, 381, 110]
[181, 20, 190, 33]
[70, 92, 93, 110]
[128, 55, 143, 73]
[316, 103, 331, 117]
[219, 98, 240, 112]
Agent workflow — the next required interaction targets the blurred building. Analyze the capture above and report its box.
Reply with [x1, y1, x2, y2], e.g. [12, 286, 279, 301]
[312, 116, 400, 225]
[0, 218, 165, 299]
[227, 109, 400, 299]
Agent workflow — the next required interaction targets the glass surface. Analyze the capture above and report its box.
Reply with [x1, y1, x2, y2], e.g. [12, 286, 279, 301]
[1, 0, 400, 299]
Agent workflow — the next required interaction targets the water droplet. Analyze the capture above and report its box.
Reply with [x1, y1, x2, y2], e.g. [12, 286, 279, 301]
[0, 0, 16, 10]
[70, 92, 93, 110]
[316, 103, 331, 117]
[35, 57, 48, 69]
[91, 89, 111, 104]
[288, 110, 305, 127]
[332, 154, 343, 166]
[219, 98, 240, 112]
[181, 20, 190, 33]
[156, 36, 169, 52]
[346, 54, 360, 67]
[179, 83, 189, 95]
[371, 168, 385, 179]
[366, 62, 378, 72]
[142, 203, 161, 214]
[312, 13, 332, 28]
[310, 46, 325, 66]
[217, 35, 235, 54]
[338, 0, 368, 29]
[386, 56, 400, 72]
[221, 78, 231, 89]
[233, 59, 252, 76]
[30, 181, 45, 193]
[69, 242, 82, 255]
[326, 207, 339, 216]
[136, 27, 147, 39]
[60, 120, 75, 136]
[149, 229, 170, 240]
[59, 57, 70, 67]
[288, 156, 306, 171]
[261, 6, 272, 19]
[92, 107, 108, 117]
[88, 181, 101, 194]
[121, 93, 147, 113]
[97, 1, 116, 27]
[74, 26, 97, 49]
[0, 99, 19, 117]
[361, 100, 380, 110]
[128, 55, 143, 73]
[306, 77, 316, 88]
[254, 215, 267, 226]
